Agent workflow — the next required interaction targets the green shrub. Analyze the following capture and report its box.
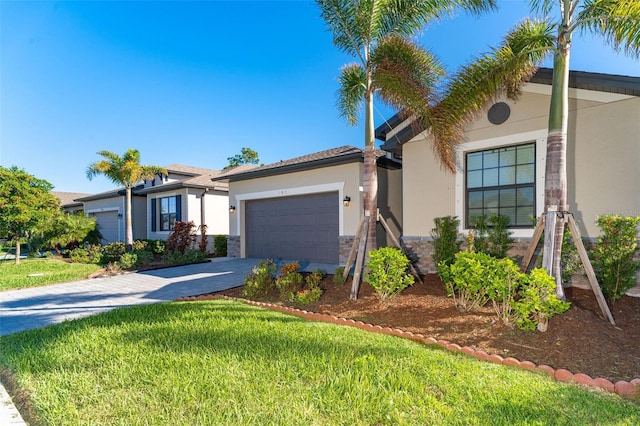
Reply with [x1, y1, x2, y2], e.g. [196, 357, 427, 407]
[305, 269, 326, 289]
[162, 249, 206, 266]
[144, 239, 166, 255]
[102, 242, 126, 263]
[117, 252, 138, 270]
[365, 247, 414, 301]
[214, 235, 228, 256]
[132, 249, 154, 266]
[431, 216, 461, 269]
[333, 267, 346, 286]
[513, 268, 571, 331]
[132, 240, 148, 251]
[470, 214, 513, 258]
[591, 215, 640, 302]
[289, 287, 323, 305]
[68, 248, 90, 264]
[440, 252, 571, 330]
[242, 259, 277, 298]
[276, 262, 303, 300]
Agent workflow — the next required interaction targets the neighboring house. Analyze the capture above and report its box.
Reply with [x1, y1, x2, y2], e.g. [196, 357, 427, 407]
[212, 146, 402, 264]
[52, 192, 91, 214]
[375, 68, 640, 276]
[75, 165, 229, 251]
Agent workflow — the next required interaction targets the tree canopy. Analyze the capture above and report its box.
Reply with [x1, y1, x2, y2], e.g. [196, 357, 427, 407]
[226, 147, 260, 168]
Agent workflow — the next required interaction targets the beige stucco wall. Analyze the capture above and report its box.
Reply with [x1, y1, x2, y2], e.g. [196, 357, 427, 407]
[402, 85, 640, 240]
[147, 188, 188, 241]
[377, 166, 403, 247]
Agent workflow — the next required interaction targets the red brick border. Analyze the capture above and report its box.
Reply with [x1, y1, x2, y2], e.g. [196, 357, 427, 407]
[211, 296, 640, 399]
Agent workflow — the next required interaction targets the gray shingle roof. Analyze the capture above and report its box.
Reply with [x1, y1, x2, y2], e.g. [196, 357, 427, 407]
[52, 191, 91, 206]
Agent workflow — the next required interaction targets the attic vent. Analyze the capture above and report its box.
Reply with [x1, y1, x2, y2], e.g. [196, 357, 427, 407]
[487, 102, 510, 125]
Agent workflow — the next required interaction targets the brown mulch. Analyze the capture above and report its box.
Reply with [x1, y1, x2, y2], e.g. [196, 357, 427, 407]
[187, 274, 640, 383]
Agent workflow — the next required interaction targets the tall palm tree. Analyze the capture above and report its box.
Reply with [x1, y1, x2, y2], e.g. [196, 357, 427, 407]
[317, 0, 496, 289]
[435, 1, 639, 298]
[87, 149, 166, 250]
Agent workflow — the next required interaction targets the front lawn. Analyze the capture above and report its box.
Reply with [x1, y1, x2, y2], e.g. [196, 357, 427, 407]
[0, 258, 102, 291]
[0, 300, 637, 425]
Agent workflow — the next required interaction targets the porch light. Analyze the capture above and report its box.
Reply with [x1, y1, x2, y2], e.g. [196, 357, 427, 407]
[343, 196, 351, 207]
[229, 205, 236, 214]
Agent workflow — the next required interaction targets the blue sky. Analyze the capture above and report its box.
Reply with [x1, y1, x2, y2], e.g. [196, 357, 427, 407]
[2, 0, 638, 194]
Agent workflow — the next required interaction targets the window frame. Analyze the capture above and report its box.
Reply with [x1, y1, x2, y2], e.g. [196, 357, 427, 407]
[159, 196, 178, 232]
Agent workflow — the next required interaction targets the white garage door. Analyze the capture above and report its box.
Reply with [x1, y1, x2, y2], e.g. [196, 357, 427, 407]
[245, 192, 339, 264]
[89, 211, 120, 243]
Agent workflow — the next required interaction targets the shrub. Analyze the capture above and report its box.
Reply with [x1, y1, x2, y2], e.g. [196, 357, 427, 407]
[214, 235, 228, 257]
[68, 247, 90, 264]
[162, 248, 206, 266]
[333, 267, 346, 286]
[276, 261, 303, 300]
[438, 251, 494, 312]
[289, 287, 323, 305]
[591, 215, 640, 302]
[470, 214, 513, 258]
[513, 268, 571, 331]
[166, 221, 197, 254]
[117, 252, 138, 270]
[365, 247, 414, 301]
[305, 269, 326, 289]
[132, 240, 148, 251]
[431, 216, 461, 268]
[132, 249, 154, 266]
[102, 242, 126, 264]
[198, 224, 208, 252]
[68, 245, 103, 264]
[144, 239, 166, 255]
[242, 259, 276, 298]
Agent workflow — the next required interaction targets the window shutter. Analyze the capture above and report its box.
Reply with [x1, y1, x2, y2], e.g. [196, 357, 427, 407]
[176, 195, 182, 222]
[151, 198, 156, 232]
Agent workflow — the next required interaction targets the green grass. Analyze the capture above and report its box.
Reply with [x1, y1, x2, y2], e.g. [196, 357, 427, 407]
[0, 300, 637, 425]
[0, 258, 102, 291]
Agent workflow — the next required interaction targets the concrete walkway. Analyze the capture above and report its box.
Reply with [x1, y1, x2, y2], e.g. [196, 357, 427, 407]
[0, 257, 339, 425]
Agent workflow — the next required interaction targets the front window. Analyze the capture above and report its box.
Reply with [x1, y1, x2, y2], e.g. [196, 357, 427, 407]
[160, 196, 177, 231]
[465, 143, 535, 228]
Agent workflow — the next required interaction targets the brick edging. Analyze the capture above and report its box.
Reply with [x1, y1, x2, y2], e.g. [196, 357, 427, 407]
[213, 296, 640, 399]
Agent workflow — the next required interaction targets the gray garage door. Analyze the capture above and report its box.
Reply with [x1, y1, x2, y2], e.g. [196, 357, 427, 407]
[246, 192, 339, 263]
[89, 211, 119, 243]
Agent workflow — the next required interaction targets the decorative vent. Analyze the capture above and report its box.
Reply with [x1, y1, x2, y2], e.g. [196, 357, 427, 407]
[487, 102, 510, 125]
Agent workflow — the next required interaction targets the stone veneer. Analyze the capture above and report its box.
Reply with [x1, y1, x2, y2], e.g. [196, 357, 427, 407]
[227, 235, 241, 258]
[338, 236, 355, 265]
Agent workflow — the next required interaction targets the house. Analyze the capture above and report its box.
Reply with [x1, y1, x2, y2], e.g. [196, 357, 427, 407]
[375, 68, 640, 276]
[75, 165, 229, 250]
[212, 146, 403, 264]
[52, 192, 91, 214]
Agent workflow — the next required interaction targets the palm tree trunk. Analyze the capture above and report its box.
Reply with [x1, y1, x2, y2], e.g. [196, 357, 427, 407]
[544, 8, 571, 300]
[363, 71, 378, 260]
[125, 186, 133, 251]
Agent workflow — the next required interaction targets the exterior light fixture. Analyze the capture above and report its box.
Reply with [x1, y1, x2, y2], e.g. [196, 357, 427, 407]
[229, 205, 236, 214]
[343, 196, 351, 207]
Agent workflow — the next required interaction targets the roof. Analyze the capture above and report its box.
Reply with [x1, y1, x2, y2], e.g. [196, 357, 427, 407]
[163, 164, 222, 177]
[52, 191, 91, 207]
[75, 185, 145, 202]
[212, 145, 400, 182]
[376, 67, 640, 149]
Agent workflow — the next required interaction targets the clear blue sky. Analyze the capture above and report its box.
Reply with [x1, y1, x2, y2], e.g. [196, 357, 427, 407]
[2, 0, 638, 194]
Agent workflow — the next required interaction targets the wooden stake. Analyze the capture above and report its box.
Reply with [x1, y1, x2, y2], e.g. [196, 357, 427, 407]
[521, 215, 545, 273]
[566, 214, 615, 325]
[378, 213, 423, 284]
[350, 216, 370, 301]
[343, 217, 364, 281]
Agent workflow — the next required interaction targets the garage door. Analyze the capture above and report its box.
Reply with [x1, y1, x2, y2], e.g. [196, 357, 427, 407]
[245, 192, 339, 263]
[89, 211, 120, 243]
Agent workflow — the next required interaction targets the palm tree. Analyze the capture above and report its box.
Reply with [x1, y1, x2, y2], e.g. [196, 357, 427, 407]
[437, 1, 639, 298]
[87, 149, 166, 250]
[317, 0, 496, 297]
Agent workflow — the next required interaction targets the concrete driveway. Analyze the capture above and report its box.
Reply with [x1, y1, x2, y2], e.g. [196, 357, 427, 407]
[0, 257, 339, 337]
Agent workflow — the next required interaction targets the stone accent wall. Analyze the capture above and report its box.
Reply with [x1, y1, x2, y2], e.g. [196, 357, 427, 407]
[227, 235, 240, 258]
[339, 236, 355, 266]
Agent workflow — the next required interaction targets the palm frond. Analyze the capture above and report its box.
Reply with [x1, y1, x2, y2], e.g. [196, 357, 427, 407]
[528, 0, 555, 16]
[428, 18, 556, 172]
[371, 34, 444, 117]
[317, 0, 366, 61]
[576, 0, 640, 58]
[337, 64, 367, 125]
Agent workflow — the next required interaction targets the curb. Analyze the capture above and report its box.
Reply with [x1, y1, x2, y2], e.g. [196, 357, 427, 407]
[211, 295, 640, 399]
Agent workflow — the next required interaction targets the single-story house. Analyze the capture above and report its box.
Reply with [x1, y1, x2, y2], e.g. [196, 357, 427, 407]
[375, 67, 640, 277]
[75, 164, 229, 251]
[52, 192, 91, 214]
[212, 146, 403, 264]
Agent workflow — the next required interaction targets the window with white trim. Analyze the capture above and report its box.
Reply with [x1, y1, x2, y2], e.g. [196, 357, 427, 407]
[465, 142, 535, 228]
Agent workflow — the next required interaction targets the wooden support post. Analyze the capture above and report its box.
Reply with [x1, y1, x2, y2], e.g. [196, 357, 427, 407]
[343, 217, 365, 281]
[350, 216, 370, 301]
[521, 215, 545, 273]
[378, 213, 423, 284]
[566, 214, 615, 325]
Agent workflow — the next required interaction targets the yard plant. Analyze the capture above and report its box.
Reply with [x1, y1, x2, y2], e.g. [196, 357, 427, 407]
[0, 300, 637, 425]
[365, 247, 414, 300]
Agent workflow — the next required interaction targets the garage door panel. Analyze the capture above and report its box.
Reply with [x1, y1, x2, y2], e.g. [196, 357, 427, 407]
[246, 192, 339, 263]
